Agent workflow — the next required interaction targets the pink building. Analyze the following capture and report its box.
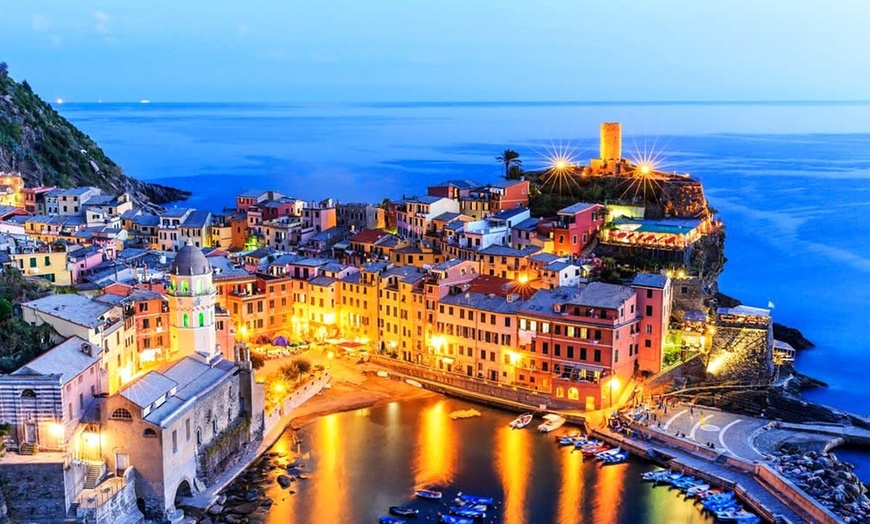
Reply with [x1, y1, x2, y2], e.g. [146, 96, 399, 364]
[551, 202, 605, 257]
[67, 245, 107, 283]
[517, 282, 639, 410]
[632, 273, 673, 375]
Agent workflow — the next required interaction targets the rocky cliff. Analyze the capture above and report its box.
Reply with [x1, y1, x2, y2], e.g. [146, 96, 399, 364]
[0, 64, 189, 211]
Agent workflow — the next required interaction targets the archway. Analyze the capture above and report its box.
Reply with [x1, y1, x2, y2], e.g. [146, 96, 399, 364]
[174, 480, 192, 507]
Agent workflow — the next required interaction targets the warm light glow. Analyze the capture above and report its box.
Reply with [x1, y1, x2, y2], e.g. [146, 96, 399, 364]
[56, 98, 63, 104]
[706, 353, 731, 374]
[273, 382, 285, 393]
[677, 269, 687, 279]
[327, 351, 334, 359]
[82, 431, 98, 448]
[430, 335, 446, 350]
[414, 400, 455, 486]
[506, 350, 521, 365]
[496, 422, 530, 524]
[239, 325, 249, 340]
[639, 164, 651, 175]
[49, 422, 64, 438]
[324, 313, 336, 324]
[119, 363, 133, 385]
[554, 159, 569, 170]
[517, 273, 529, 285]
[609, 376, 620, 392]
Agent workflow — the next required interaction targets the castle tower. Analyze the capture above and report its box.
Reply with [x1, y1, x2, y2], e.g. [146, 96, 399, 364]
[167, 243, 218, 363]
[599, 122, 622, 161]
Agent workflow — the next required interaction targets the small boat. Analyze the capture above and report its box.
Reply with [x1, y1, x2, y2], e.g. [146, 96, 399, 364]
[389, 506, 419, 517]
[405, 379, 423, 388]
[452, 501, 487, 512]
[595, 447, 622, 460]
[448, 506, 486, 519]
[601, 452, 629, 465]
[641, 469, 669, 482]
[574, 437, 598, 449]
[456, 493, 494, 506]
[654, 472, 684, 485]
[537, 413, 566, 433]
[376, 370, 390, 378]
[509, 413, 534, 429]
[415, 489, 443, 500]
[379, 516, 405, 524]
[440, 515, 474, 524]
[582, 445, 609, 457]
[449, 409, 481, 420]
[685, 483, 710, 497]
[716, 509, 760, 524]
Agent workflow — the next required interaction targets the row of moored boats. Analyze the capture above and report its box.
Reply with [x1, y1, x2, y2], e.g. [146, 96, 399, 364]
[377, 490, 496, 524]
[641, 469, 761, 523]
[555, 432, 630, 464]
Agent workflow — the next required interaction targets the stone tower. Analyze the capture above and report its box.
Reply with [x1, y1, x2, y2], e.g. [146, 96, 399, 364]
[167, 242, 218, 363]
[599, 122, 622, 161]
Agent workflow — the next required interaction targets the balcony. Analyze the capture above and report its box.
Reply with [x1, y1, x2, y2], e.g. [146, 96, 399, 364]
[166, 287, 217, 297]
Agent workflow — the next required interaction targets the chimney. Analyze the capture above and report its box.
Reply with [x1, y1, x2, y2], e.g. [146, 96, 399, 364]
[600, 122, 622, 161]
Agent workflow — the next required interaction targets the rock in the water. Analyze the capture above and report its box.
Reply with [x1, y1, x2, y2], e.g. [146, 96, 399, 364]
[229, 501, 260, 515]
[277, 475, 292, 489]
[208, 504, 223, 515]
[244, 489, 259, 502]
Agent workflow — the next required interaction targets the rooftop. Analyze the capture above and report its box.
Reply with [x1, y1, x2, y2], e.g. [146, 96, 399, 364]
[440, 290, 523, 314]
[478, 244, 540, 257]
[23, 294, 114, 328]
[559, 202, 600, 215]
[432, 179, 479, 189]
[11, 336, 98, 384]
[121, 371, 177, 408]
[309, 275, 336, 287]
[144, 358, 237, 427]
[632, 273, 669, 289]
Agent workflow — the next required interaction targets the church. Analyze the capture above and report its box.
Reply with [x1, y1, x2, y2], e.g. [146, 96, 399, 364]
[82, 244, 264, 518]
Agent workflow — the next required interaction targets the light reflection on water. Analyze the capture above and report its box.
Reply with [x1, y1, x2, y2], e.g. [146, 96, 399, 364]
[261, 397, 713, 524]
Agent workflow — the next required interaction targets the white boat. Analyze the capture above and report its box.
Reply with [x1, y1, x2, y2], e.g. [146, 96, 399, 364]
[376, 370, 390, 378]
[537, 413, 566, 433]
[595, 447, 622, 460]
[405, 379, 423, 388]
[509, 413, 534, 429]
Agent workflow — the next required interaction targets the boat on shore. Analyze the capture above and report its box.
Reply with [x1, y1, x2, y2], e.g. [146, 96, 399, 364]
[415, 489, 443, 500]
[595, 447, 622, 460]
[509, 412, 534, 429]
[537, 413, 566, 433]
[405, 379, 423, 388]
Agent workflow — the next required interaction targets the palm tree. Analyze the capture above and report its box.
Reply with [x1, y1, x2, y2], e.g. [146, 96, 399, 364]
[496, 149, 522, 178]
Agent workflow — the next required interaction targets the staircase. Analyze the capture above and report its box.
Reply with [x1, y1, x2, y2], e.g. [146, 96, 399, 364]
[84, 462, 102, 489]
[19, 442, 37, 455]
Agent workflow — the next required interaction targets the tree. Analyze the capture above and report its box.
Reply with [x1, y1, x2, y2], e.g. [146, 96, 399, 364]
[496, 149, 522, 178]
[0, 62, 8, 77]
[0, 299, 12, 322]
[506, 164, 524, 180]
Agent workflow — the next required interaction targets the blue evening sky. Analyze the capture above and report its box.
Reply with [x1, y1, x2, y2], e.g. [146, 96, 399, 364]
[2, 1, 867, 103]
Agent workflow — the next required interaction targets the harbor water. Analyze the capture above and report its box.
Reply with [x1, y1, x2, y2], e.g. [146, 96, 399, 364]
[262, 396, 713, 524]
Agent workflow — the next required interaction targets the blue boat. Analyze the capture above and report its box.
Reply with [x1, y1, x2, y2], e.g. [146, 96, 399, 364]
[415, 489, 443, 500]
[389, 506, 419, 517]
[379, 516, 405, 524]
[440, 515, 474, 524]
[449, 506, 485, 519]
[456, 492, 494, 506]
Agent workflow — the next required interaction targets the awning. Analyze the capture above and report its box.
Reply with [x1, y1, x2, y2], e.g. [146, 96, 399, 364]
[273, 336, 289, 347]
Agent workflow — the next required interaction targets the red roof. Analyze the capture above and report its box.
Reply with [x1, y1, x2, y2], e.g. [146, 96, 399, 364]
[350, 228, 388, 245]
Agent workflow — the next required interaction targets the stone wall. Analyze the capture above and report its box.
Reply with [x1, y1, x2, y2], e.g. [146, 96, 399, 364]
[90, 469, 144, 524]
[197, 417, 251, 486]
[660, 178, 708, 219]
[0, 461, 67, 521]
[671, 276, 707, 314]
[756, 463, 843, 524]
[706, 324, 773, 384]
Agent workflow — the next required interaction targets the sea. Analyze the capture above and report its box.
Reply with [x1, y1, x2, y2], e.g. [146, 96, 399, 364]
[57, 101, 870, 510]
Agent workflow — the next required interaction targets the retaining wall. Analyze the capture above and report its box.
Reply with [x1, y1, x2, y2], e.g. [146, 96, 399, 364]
[755, 463, 842, 524]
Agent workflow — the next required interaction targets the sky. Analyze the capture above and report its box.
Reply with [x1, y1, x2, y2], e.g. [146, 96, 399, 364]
[2, 1, 869, 103]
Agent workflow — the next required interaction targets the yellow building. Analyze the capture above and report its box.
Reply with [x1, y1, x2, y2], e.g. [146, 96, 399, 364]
[9, 249, 73, 285]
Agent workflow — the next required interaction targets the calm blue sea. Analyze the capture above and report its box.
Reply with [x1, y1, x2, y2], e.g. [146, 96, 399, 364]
[60, 100, 870, 470]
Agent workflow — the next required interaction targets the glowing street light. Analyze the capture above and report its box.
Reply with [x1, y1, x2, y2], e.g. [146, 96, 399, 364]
[517, 273, 529, 285]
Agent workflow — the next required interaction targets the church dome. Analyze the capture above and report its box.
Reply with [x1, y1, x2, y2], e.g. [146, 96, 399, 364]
[170, 244, 211, 276]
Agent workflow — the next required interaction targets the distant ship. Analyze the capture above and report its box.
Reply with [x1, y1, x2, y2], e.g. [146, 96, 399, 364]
[139, 99, 151, 104]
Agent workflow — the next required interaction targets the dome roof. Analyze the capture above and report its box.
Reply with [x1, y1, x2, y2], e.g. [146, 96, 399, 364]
[170, 244, 211, 276]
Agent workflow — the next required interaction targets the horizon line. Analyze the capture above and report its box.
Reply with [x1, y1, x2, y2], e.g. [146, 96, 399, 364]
[52, 99, 870, 106]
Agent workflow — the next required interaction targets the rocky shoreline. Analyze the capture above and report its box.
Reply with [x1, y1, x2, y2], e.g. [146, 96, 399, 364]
[770, 450, 870, 523]
[191, 451, 303, 524]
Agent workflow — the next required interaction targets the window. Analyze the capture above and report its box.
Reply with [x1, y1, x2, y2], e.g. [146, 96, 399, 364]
[143, 318, 150, 329]
[20, 389, 36, 398]
[172, 430, 178, 453]
[615, 350, 619, 363]
[111, 408, 133, 420]
[198, 313, 205, 327]
[646, 325, 653, 335]
[646, 289, 653, 299]
[646, 305, 653, 316]
[645, 339, 652, 348]
[186, 418, 191, 441]
[183, 314, 189, 327]
[580, 347, 587, 360]
[44, 256, 51, 266]
[594, 349, 601, 362]
[29, 257, 36, 268]
[143, 428, 158, 438]
[180, 280, 189, 293]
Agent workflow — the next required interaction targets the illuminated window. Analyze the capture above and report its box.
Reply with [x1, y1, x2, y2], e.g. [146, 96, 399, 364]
[568, 387, 579, 400]
[143, 428, 157, 438]
[198, 313, 204, 327]
[181, 280, 189, 293]
[183, 314, 189, 327]
[556, 387, 564, 398]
